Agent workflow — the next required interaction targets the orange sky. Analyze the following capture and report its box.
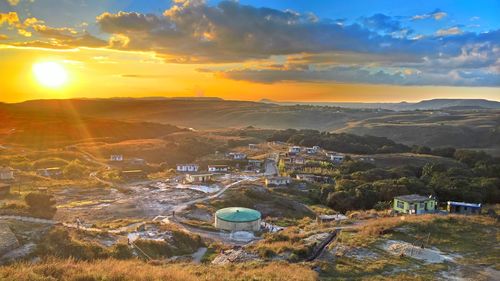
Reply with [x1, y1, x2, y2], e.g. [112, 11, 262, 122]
[1, 45, 499, 103]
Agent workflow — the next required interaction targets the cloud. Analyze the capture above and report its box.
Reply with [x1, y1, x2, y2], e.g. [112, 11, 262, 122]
[361, 13, 403, 33]
[0, 34, 8, 40]
[0, 12, 20, 26]
[436, 27, 463, 36]
[412, 9, 447, 21]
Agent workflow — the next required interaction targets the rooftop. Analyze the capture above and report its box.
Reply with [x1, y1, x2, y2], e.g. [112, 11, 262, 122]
[395, 194, 433, 203]
[215, 207, 261, 222]
[447, 201, 482, 208]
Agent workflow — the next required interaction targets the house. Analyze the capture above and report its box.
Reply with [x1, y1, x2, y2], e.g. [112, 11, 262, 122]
[110, 155, 124, 162]
[305, 148, 317, 154]
[248, 144, 259, 150]
[228, 152, 247, 160]
[393, 194, 437, 214]
[328, 153, 345, 163]
[208, 165, 229, 172]
[176, 164, 199, 172]
[121, 170, 146, 180]
[0, 183, 10, 198]
[265, 176, 292, 187]
[447, 201, 481, 215]
[293, 157, 306, 165]
[247, 159, 263, 171]
[0, 167, 14, 181]
[37, 167, 62, 178]
[185, 173, 213, 183]
[288, 146, 301, 154]
[313, 146, 320, 151]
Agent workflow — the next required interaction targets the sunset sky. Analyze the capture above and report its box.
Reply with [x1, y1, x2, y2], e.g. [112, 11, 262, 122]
[1, 0, 499, 103]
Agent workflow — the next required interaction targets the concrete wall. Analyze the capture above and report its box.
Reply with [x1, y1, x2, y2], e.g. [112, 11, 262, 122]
[215, 217, 261, 232]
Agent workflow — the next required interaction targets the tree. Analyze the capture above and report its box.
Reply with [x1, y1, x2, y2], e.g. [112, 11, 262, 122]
[63, 160, 87, 179]
[25, 192, 57, 219]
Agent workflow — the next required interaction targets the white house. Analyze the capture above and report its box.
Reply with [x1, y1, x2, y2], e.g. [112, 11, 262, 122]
[110, 155, 124, 162]
[208, 165, 229, 172]
[248, 144, 259, 150]
[229, 152, 247, 160]
[185, 173, 213, 183]
[288, 146, 301, 154]
[305, 148, 317, 154]
[176, 164, 199, 172]
[0, 167, 14, 181]
[265, 176, 292, 187]
[292, 157, 306, 165]
[328, 153, 345, 163]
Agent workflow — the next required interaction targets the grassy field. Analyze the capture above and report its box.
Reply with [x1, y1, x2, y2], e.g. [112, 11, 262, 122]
[0, 258, 318, 281]
[319, 214, 499, 280]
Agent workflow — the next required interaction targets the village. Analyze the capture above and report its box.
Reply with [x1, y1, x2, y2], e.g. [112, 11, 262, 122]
[0, 137, 493, 280]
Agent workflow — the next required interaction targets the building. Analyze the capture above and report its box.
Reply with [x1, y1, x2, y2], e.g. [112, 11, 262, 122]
[293, 157, 306, 165]
[121, 170, 146, 180]
[393, 194, 437, 214]
[208, 165, 229, 172]
[0, 183, 10, 198]
[313, 146, 321, 151]
[248, 144, 259, 150]
[228, 152, 247, 160]
[305, 147, 317, 154]
[328, 153, 345, 163]
[265, 176, 292, 187]
[288, 146, 301, 154]
[110, 155, 124, 162]
[0, 167, 14, 181]
[185, 173, 213, 183]
[37, 167, 62, 178]
[247, 159, 263, 172]
[447, 201, 481, 215]
[176, 164, 199, 172]
[215, 207, 261, 232]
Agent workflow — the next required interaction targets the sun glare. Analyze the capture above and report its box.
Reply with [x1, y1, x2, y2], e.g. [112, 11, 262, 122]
[33, 62, 68, 88]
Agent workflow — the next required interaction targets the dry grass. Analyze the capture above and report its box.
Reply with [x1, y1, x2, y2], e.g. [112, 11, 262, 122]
[0, 258, 318, 281]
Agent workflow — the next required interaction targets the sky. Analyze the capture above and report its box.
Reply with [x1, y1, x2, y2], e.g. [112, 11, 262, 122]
[0, 0, 499, 103]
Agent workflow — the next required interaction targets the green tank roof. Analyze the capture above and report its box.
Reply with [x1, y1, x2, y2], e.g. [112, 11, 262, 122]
[215, 207, 261, 222]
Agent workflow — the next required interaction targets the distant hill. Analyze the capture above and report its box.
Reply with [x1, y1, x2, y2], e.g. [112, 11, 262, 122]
[262, 98, 500, 110]
[395, 99, 500, 110]
[1, 98, 499, 150]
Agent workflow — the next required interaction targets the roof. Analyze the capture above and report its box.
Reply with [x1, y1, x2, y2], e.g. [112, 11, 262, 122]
[447, 201, 481, 208]
[216, 207, 261, 222]
[394, 194, 434, 203]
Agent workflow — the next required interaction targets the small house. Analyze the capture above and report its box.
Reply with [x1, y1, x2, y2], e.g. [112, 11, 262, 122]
[120, 170, 146, 180]
[393, 194, 436, 215]
[305, 148, 317, 154]
[292, 157, 306, 165]
[288, 146, 301, 154]
[447, 201, 481, 215]
[0, 183, 10, 198]
[110, 155, 124, 162]
[176, 164, 199, 173]
[0, 167, 14, 181]
[328, 153, 345, 164]
[37, 167, 62, 178]
[208, 165, 229, 172]
[265, 176, 292, 187]
[313, 146, 320, 151]
[185, 173, 213, 183]
[248, 144, 259, 150]
[228, 152, 247, 160]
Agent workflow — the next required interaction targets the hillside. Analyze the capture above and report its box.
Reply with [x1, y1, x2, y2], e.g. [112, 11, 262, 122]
[1, 99, 499, 150]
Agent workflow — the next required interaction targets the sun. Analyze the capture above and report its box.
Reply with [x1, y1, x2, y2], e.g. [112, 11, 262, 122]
[33, 61, 68, 88]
